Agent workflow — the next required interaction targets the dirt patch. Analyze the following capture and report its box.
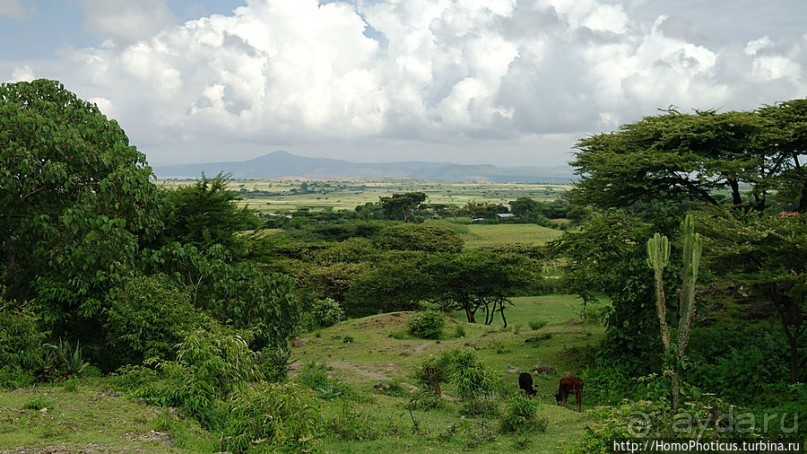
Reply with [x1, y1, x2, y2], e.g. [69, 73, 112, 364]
[5, 445, 109, 454]
[327, 360, 400, 382]
[358, 313, 408, 330]
[125, 429, 174, 447]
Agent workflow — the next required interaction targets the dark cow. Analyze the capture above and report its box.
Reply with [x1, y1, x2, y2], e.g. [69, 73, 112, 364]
[555, 375, 583, 411]
[518, 372, 537, 397]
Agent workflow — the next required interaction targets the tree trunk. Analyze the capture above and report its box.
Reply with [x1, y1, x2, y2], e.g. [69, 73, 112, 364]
[671, 372, 680, 412]
[499, 299, 508, 328]
[728, 178, 743, 207]
[2, 248, 14, 299]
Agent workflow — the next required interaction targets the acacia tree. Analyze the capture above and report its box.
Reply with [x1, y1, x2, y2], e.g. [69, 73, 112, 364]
[379, 192, 427, 221]
[424, 251, 535, 326]
[572, 102, 807, 213]
[701, 213, 807, 384]
[0, 79, 164, 337]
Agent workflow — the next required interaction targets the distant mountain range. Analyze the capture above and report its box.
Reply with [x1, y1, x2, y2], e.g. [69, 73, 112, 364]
[153, 151, 574, 183]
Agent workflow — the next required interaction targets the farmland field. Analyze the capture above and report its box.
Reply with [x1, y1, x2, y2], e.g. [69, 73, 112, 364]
[158, 179, 571, 213]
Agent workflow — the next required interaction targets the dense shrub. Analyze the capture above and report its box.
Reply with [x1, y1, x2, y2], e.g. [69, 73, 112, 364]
[374, 223, 463, 253]
[303, 298, 344, 331]
[417, 349, 497, 400]
[500, 396, 547, 434]
[105, 275, 205, 365]
[324, 403, 382, 441]
[0, 302, 48, 388]
[115, 326, 261, 428]
[408, 310, 445, 339]
[685, 322, 797, 405]
[220, 382, 322, 453]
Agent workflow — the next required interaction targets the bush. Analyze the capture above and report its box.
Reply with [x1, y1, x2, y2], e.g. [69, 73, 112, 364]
[219, 382, 322, 454]
[408, 310, 445, 340]
[418, 349, 496, 400]
[300, 362, 354, 400]
[528, 320, 547, 330]
[303, 298, 345, 331]
[105, 275, 204, 365]
[460, 397, 499, 417]
[114, 326, 261, 428]
[500, 396, 546, 434]
[258, 346, 291, 383]
[0, 302, 48, 386]
[324, 403, 382, 441]
[571, 398, 758, 453]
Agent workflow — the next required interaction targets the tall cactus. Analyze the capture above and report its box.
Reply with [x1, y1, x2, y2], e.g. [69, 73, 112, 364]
[646, 233, 672, 351]
[677, 214, 702, 357]
[646, 214, 702, 412]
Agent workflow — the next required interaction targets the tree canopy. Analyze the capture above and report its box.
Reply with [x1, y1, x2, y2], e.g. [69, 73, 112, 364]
[571, 101, 807, 213]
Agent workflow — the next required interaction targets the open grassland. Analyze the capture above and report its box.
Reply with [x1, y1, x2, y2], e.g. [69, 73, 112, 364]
[459, 223, 564, 248]
[158, 179, 571, 213]
[0, 296, 602, 453]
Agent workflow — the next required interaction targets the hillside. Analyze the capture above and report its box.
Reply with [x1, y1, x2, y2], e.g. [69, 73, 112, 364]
[153, 151, 574, 183]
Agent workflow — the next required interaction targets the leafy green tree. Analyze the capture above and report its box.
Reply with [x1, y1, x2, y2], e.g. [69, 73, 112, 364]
[701, 212, 807, 383]
[550, 211, 660, 373]
[571, 106, 807, 213]
[146, 243, 301, 351]
[0, 79, 164, 341]
[344, 252, 432, 317]
[373, 223, 463, 253]
[159, 174, 258, 252]
[758, 99, 807, 212]
[379, 192, 427, 221]
[509, 197, 543, 217]
[424, 251, 535, 326]
[105, 274, 208, 366]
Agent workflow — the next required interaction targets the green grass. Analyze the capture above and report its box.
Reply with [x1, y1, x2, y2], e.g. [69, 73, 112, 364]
[460, 223, 564, 248]
[0, 296, 600, 452]
[290, 294, 603, 452]
[0, 379, 215, 452]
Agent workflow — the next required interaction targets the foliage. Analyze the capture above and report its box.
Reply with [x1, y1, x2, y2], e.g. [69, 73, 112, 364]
[105, 274, 205, 366]
[528, 320, 547, 330]
[219, 382, 322, 453]
[299, 363, 355, 401]
[46, 339, 90, 379]
[570, 105, 807, 213]
[0, 79, 165, 347]
[460, 397, 499, 417]
[551, 212, 660, 373]
[424, 250, 536, 325]
[373, 222, 463, 253]
[302, 297, 344, 331]
[146, 242, 302, 351]
[379, 192, 427, 221]
[572, 397, 759, 453]
[344, 252, 431, 317]
[0, 301, 48, 384]
[258, 346, 292, 383]
[500, 396, 547, 434]
[116, 326, 261, 428]
[324, 403, 382, 441]
[159, 173, 258, 252]
[427, 349, 497, 400]
[407, 310, 446, 339]
[700, 212, 807, 384]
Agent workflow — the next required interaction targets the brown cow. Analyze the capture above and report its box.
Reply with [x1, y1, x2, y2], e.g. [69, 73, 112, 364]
[555, 375, 583, 411]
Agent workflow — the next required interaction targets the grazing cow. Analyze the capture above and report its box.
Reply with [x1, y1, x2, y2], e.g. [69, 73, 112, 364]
[555, 375, 583, 411]
[518, 372, 537, 397]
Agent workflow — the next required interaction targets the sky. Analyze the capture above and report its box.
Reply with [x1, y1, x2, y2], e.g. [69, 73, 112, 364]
[1, 0, 805, 168]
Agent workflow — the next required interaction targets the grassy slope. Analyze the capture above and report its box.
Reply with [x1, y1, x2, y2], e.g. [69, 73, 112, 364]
[292, 295, 603, 453]
[0, 296, 601, 453]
